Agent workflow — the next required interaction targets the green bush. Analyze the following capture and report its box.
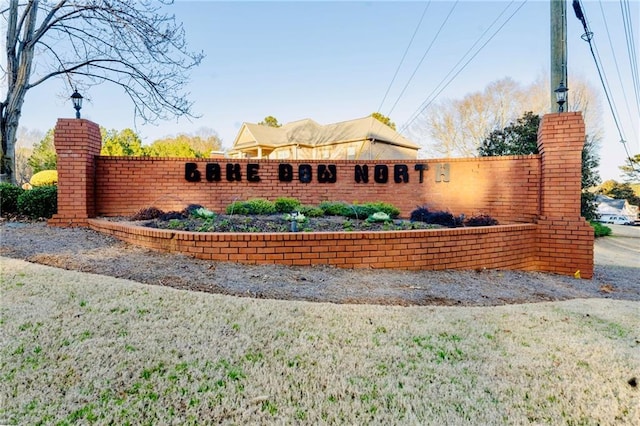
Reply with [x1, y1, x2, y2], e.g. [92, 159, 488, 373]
[17, 186, 57, 219]
[359, 202, 400, 218]
[299, 205, 325, 217]
[30, 170, 58, 187]
[590, 221, 612, 238]
[274, 197, 301, 213]
[0, 183, 25, 215]
[225, 201, 249, 215]
[225, 198, 276, 215]
[319, 201, 351, 216]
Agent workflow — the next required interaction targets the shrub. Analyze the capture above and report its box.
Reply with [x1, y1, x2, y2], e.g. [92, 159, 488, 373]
[225, 199, 276, 215]
[590, 221, 612, 237]
[225, 201, 249, 215]
[299, 205, 325, 217]
[410, 206, 458, 227]
[274, 197, 301, 213]
[0, 183, 24, 215]
[184, 204, 205, 215]
[410, 206, 431, 222]
[17, 186, 57, 219]
[29, 170, 58, 187]
[130, 206, 164, 220]
[319, 201, 351, 216]
[464, 215, 499, 227]
[360, 202, 400, 218]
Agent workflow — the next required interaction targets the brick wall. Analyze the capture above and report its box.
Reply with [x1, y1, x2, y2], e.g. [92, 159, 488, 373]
[94, 156, 540, 223]
[89, 219, 538, 271]
[536, 112, 594, 277]
[48, 119, 102, 227]
[50, 113, 594, 278]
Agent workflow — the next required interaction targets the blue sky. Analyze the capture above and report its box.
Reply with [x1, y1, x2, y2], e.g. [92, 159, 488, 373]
[16, 0, 640, 181]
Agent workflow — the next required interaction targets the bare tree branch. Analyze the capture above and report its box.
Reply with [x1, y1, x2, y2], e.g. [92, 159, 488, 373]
[1, 0, 204, 183]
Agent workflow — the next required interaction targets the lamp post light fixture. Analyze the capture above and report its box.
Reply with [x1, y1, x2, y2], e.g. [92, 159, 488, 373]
[71, 89, 83, 118]
[554, 82, 568, 112]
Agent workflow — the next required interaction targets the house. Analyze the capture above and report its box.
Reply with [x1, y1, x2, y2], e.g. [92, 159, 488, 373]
[227, 116, 420, 160]
[595, 194, 639, 225]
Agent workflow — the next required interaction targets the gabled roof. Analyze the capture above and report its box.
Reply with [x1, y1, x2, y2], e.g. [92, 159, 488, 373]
[231, 116, 419, 150]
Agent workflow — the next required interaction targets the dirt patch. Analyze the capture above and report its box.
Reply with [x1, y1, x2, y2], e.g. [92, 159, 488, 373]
[1, 220, 639, 306]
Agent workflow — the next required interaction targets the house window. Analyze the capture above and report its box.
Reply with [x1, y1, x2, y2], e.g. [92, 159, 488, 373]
[277, 150, 290, 159]
[347, 146, 356, 160]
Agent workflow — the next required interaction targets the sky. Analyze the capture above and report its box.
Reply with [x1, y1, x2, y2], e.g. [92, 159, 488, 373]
[11, 0, 640, 181]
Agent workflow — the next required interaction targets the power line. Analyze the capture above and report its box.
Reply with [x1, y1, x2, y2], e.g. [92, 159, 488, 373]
[399, 1, 526, 134]
[573, 0, 638, 172]
[597, 0, 638, 145]
[377, 2, 431, 113]
[620, 0, 640, 110]
[386, 0, 460, 117]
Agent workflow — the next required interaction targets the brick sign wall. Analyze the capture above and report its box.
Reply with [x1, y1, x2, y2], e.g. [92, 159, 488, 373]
[49, 113, 594, 278]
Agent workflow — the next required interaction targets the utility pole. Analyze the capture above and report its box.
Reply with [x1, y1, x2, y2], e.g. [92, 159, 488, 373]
[550, 0, 568, 112]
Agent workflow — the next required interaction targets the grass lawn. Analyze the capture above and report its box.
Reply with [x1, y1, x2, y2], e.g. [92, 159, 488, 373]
[1, 257, 638, 425]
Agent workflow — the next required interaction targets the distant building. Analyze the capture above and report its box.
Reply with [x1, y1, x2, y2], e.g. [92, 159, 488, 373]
[227, 116, 420, 160]
[595, 194, 638, 224]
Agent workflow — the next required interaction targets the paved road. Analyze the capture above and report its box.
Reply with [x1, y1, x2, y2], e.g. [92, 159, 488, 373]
[594, 224, 640, 268]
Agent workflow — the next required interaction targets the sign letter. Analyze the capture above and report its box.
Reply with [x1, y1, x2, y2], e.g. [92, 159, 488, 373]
[206, 163, 221, 182]
[374, 165, 388, 183]
[299, 164, 312, 183]
[354, 165, 369, 183]
[318, 165, 337, 183]
[185, 163, 201, 182]
[247, 163, 261, 182]
[394, 164, 409, 183]
[226, 163, 242, 181]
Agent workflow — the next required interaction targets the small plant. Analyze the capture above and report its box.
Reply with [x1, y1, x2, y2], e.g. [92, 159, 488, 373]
[17, 186, 57, 218]
[0, 183, 24, 215]
[299, 205, 325, 217]
[283, 212, 307, 223]
[274, 197, 301, 213]
[130, 206, 164, 220]
[319, 201, 351, 216]
[29, 170, 58, 187]
[410, 207, 458, 227]
[342, 219, 354, 231]
[366, 211, 391, 223]
[464, 214, 499, 227]
[590, 221, 612, 237]
[410, 206, 431, 222]
[191, 207, 216, 220]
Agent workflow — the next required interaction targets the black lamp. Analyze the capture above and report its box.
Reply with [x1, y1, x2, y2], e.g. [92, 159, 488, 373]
[71, 89, 83, 118]
[554, 82, 568, 112]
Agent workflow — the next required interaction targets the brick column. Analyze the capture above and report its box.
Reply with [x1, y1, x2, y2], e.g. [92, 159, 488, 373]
[536, 112, 594, 278]
[48, 119, 101, 227]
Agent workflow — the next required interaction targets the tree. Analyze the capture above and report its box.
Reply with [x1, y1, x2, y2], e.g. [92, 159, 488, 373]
[101, 129, 145, 156]
[479, 111, 601, 221]
[1, 1, 204, 184]
[410, 75, 602, 158]
[148, 131, 222, 158]
[619, 154, 640, 182]
[370, 112, 396, 130]
[598, 180, 640, 206]
[478, 112, 540, 156]
[27, 130, 56, 174]
[258, 116, 282, 128]
[14, 126, 44, 184]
